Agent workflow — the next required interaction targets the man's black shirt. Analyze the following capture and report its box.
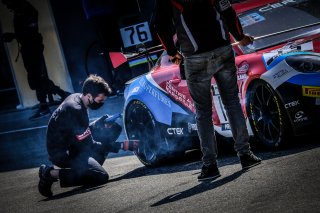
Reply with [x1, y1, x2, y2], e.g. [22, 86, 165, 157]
[154, 0, 245, 56]
[46, 93, 95, 160]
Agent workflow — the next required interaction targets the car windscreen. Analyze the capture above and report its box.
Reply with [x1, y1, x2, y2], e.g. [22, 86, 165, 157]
[238, 0, 320, 53]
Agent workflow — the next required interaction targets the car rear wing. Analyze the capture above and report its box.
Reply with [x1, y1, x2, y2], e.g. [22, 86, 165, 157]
[231, 21, 320, 46]
[109, 44, 164, 70]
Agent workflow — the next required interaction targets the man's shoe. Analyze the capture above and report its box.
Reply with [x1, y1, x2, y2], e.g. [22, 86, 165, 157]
[38, 164, 57, 197]
[197, 164, 221, 182]
[53, 86, 71, 102]
[29, 105, 50, 120]
[239, 152, 262, 170]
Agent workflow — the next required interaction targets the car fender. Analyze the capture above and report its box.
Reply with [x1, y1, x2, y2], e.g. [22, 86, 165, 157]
[259, 52, 320, 135]
[124, 74, 189, 127]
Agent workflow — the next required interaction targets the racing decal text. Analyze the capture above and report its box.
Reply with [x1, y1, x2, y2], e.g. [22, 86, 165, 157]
[120, 22, 152, 48]
[167, 128, 184, 135]
[273, 69, 290, 79]
[237, 62, 249, 80]
[302, 86, 320, 98]
[239, 13, 265, 28]
[212, 85, 229, 124]
[260, 60, 299, 89]
[139, 78, 171, 107]
[166, 82, 194, 111]
[294, 111, 308, 123]
[218, 0, 231, 11]
[259, 0, 296, 13]
[285, 100, 300, 108]
[222, 123, 231, 131]
[188, 123, 197, 133]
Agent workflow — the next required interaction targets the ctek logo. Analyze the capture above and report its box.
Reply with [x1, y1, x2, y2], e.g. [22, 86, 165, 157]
[285, 100, 299, 109]
[302, 86, 320, 98]
[167, 128, 184, 135]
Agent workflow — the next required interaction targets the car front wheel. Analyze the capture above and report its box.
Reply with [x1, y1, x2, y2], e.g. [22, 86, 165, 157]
[124, 100, 169, 167]
[246, 80, 291, 149]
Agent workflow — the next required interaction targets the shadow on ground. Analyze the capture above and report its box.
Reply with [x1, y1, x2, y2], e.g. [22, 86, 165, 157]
[111, 138, 319, 181]
[39, 139, 320, 201]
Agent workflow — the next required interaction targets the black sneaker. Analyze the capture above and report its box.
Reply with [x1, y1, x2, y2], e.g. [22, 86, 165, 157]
[239, 152, 262, 170]
[53, 86, 71, 102]
[29, 107, 50, 120]
[38, 164, 57, 197]
[197, 164, 221, 182]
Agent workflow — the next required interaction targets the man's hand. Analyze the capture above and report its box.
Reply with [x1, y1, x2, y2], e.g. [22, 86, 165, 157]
[238, 35, 254, 46]
[169, 52, 183, 65]
[122, 140, 140, 151]
[2, 33, 15, 42]
[90, 114, 109, 129]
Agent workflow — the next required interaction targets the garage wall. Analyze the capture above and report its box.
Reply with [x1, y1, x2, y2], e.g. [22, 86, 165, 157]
[0, 0, 73, 108]
[49, 0, 112, 93]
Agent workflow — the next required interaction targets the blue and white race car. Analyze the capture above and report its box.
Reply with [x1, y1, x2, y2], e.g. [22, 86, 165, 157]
[112, 0, 320, 166]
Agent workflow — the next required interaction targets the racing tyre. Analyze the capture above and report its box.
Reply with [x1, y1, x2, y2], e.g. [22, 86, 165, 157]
[246, 81, 291, 149]
[124, 100, 169, 167]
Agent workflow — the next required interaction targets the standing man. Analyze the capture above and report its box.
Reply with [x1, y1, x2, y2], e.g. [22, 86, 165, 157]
[2, 0, 70, 120]
[154, 0, 261, 181]
[38, 75, 139, 197]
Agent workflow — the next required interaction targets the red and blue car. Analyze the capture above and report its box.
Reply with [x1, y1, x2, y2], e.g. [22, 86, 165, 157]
[115, 0, 320, 166]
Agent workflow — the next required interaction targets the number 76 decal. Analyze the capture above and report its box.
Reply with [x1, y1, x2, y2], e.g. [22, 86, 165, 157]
[120, 21, 153, 48]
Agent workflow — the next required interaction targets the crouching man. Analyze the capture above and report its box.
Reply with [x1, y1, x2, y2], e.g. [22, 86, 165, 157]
[38, 74, 139, 197]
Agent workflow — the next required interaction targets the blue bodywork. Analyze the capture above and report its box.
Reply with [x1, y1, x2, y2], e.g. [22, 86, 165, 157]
[123, 74, 189, 126]
[261, 51, 320, 135]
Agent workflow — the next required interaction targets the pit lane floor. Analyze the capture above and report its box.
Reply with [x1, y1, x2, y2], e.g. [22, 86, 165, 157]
[0, 95, 319, 213]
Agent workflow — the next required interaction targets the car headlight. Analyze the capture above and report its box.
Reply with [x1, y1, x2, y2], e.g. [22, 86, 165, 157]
[286, 55, 320, 73]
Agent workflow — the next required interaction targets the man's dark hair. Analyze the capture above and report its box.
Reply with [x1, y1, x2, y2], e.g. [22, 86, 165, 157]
[82, 74, 112, 97]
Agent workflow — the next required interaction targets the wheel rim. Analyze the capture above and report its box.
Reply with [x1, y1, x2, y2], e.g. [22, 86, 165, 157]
[250, 83, 282, 145]
[126, 105, 158, 163]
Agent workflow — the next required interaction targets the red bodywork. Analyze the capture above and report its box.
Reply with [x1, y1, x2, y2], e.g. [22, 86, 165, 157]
[147, 0, 320, 130]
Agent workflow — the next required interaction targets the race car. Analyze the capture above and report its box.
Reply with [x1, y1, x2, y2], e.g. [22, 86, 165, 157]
[112, 0, 320, 167]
